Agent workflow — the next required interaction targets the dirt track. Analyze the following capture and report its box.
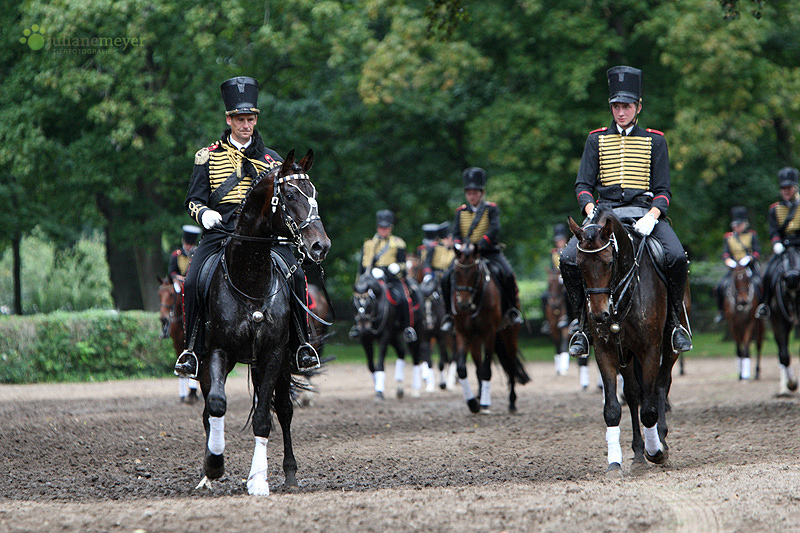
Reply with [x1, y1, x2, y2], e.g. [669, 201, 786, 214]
[1, 356, 799, 532]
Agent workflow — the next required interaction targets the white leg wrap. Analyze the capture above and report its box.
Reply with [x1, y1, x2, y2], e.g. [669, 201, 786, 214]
[579, 366, 590, 388]
[189, 379, 199, 390]
[560, 352, 570, 374]
[787, 364, 795, 380]
[606, 426, 622, 465]
[480, 380, 491, 406]
[412, 364, 422, 390]
[207, 416, 225, 455]
[394, 359, 406, 382]
[374, 371, 386, 393]
[178, 377, 188, 398]
[741, 358, 751, 380]
[447, 363, 457, 389]
[554, 355, 560, 374]
[421, 361, 431, 380]
[644, 425, 662, 456]
[247, 436, 270, 496]
[459, 377, 474, 402]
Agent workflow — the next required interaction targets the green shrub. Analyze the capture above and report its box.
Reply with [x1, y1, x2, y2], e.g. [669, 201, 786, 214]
[0, 310, 174, 383]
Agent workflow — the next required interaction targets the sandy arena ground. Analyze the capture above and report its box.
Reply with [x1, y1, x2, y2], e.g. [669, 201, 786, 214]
[1, 355, 799, 532]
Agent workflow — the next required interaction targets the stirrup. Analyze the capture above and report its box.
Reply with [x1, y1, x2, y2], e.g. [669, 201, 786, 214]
[403, 326, 417, 343]
[441, 316, 453, 332]
[296, 343, 321, 371]
[755, 303, 769, 319]
[556, 315, 569, 329]
[508, 308, 524, 325]
[671, 325, 693, 354]
[174, 350, 199, 379]
[568, 331, 590, 358]
[348, 325, 361, 339]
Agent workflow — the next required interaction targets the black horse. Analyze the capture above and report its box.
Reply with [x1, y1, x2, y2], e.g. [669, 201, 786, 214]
[568, 207, 683, 475]
[419, 273, 455, 390]
[352, 270, 424, 399]
[765, 247, 800, 396]
[195, 149, 330, 496]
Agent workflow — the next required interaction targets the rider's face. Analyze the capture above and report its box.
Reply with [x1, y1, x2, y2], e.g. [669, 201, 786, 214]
[377, 226, 392, 238]
[465, 189, 483, 207]
[781, 185, 797, 201]
[226, 113, 257, 145]
[610, 102, 641, 129]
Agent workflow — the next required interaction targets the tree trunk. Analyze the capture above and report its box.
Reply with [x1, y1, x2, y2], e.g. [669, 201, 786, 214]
[12, 230, 21, 315]
[105, 230, 144, 310]
[135, 235, 166, 312]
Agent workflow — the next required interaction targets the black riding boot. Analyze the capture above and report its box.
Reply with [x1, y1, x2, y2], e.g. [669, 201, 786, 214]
[667, 274, 693, 353]
[561, 263, 589, 357]
[440, 269, 453, 332]
[756, 278, 772, 318]
[504, 276, 524, 326]
[174, 293, 201, 378]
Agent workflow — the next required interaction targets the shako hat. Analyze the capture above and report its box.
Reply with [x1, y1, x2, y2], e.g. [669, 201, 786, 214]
[730, 206, 748, 226]
[182, 224, 202, 245]
[437, 221, 451, 239]
[607, 66, 642, 104]
[463, 167, 487, 191]
[220, 76, 260, 116]
[422, 223, 439, 241]
[778, 166, 799, 187]
[553, 223, 569, 241]
[376, 209, 395, 228]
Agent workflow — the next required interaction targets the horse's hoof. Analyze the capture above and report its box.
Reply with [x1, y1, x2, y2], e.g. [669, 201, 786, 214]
[629, 457, 648, 475]
[467, 398, 480, 413]
[396, 387, 404, 399]
[439, 383, 447, 390]
[605, 463, 623, 478]
[789, 379, 798, 392]
[479, 405, 491, 415]
[645, 449, 668, 465]
[508, 404, 518, 414]
[411, 388, 421, 398]
[374, 391, 385, 401]
[204, 453, 225, 480]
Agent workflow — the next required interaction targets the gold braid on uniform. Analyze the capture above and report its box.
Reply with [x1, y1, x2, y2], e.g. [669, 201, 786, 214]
[598, 134, 652, 189]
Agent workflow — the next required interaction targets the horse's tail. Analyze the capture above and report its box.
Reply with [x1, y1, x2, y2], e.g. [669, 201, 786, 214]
[495, 335, 531, 385]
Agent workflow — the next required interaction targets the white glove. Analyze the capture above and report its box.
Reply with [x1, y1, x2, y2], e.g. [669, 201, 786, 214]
[201, 209, 222, 230]
[774, 242, 785, 255]
[739, 255, 752, 267]
[633, 214, 657, 236]
[387, 262, 401, 276]
[725, 258, 737, 269]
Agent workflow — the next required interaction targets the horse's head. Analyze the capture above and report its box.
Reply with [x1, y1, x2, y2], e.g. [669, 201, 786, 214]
[568, 207, 626, 325]
[353, 270, 385, 331]
[452, 241, 484, 312]
[157, 277, 176, 339]
[238, 149, 331, 263]
[731, 264, 755, 308]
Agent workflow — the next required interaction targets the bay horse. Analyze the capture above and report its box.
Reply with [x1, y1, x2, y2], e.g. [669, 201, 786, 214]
[194, 149, 330, 496]
[158, 276, 199, 403]
[352, 270, 424, 399]
[308, 282, 333, 354]
[765, 247, 800, 396]
[544, 269, 570, 377]
[450, 242, 530, 413]
[419, 272, 455, 390]
[568, 207, 682, 474]
[722, 264, 763, 380]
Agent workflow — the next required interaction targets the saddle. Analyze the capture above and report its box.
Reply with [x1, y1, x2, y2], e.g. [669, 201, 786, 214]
[612, 207, 668, 286]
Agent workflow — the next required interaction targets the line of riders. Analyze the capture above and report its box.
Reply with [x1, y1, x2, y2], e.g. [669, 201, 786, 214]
[165, 67, 800, 382]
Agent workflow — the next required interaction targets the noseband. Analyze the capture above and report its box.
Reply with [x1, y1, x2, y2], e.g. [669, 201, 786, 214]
[452, 257, 490, 317]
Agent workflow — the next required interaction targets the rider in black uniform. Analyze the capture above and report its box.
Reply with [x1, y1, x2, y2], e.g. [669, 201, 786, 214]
[560, 66, 692, 357]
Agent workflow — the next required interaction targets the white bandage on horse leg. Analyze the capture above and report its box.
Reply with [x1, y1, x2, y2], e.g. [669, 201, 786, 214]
[554, 355, 560, 374]
[394, 358, 406, 382]
[579, 366, 590, 388]
[412, 364, 422, 391]
[374, 371, 386, 393]
[207, 416, 225, 455]
[189, 379, 199, 390]
[741, 357, 751, 380]
[560, 352, 570, 374]
[480, 380, 491, 407]
[606, 426, 622, 465]
[247, 436, 269, 496]
[178, 377, 188, 398]
[644, 425, 661, 456]
[459, 377, 474, 402]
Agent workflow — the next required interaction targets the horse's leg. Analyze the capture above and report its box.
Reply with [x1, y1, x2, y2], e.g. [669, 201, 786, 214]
[773, 317, 796, 396]
[274, 372, 299, 491]
[247, 359, 280, 496]
[635, 345, 665, 466]
[455, 333, 479, 413]
[651, 343, 681, 465]
[362, 338, 381, 399]
[390, 335, 407, 399]
[201, 348, 230, 484]
[596, 347, 623, 475]
[470, 337, 486, 413]
[477, 336, 493, 413]
[755, 319, 764, 380]
[619, 356, 645, 471]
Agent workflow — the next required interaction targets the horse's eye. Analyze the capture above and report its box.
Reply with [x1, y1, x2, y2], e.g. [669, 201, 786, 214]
[285, 191, 295, 201]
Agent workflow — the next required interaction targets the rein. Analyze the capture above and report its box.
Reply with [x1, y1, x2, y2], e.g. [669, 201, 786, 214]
[353, 281, 390, 335]
[452, 257, 489, 318]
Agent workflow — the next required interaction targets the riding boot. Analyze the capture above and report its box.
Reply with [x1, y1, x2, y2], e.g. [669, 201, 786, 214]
[440, 269, 453, 331]
[174, 299, 201, 378]
[561, 263, 589, 358]
[667, 274, 693, 353]
[755, 279, 771, 319]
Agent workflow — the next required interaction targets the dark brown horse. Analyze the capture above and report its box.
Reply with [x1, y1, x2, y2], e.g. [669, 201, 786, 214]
[308, 282, 333, 354]
[766, 247, 800, 396]
[158, 277, 198, 403]
[722, 264, 763, 380]
[195, 149, 330, 496]
[544, 269, 570, 376]
[450, 242, 529, 413]
[419, 272, 455, 391]
[568, 207, 682, 475]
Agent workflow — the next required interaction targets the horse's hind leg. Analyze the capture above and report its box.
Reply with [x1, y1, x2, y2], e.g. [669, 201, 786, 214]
[596, 350, 623, 475]
[201, 349, 230, 482]
[248, 358, 281, 496]
[620, 360, 645, 471]
[477, 343, 493, 413]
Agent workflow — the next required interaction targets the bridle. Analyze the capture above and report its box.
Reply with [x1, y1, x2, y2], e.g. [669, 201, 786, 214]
[353, 279, 390, 335]
[452, 255, 490, 318]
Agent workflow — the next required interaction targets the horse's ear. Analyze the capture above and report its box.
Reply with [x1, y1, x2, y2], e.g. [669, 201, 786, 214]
[298, 149, 314, 172]
[280, 149, 296, 174]
[567, 216, 582, 239]
[601, 217, 614, 240]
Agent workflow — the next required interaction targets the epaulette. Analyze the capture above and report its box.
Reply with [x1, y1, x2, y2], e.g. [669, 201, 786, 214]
[194, 142, 218, 165]
[208, 142, 219, 151]
[458, 204, 467, 210]
[724, 232, 733, 238]
[486, 201, 497, 207]
[646, 128, 664, 136]
[770, 201, 779, 209]
[589, 127, 607, 135]
[171, 249, 181, 258]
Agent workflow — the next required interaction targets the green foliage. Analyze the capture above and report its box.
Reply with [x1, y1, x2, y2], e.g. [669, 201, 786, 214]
[0, 310, 174, 383]
[0, 230, 113, 314]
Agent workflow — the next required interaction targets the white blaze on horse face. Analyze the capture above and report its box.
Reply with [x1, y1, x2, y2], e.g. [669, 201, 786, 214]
[247, 436, 269, 496]
[208, 416, 225, 455]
